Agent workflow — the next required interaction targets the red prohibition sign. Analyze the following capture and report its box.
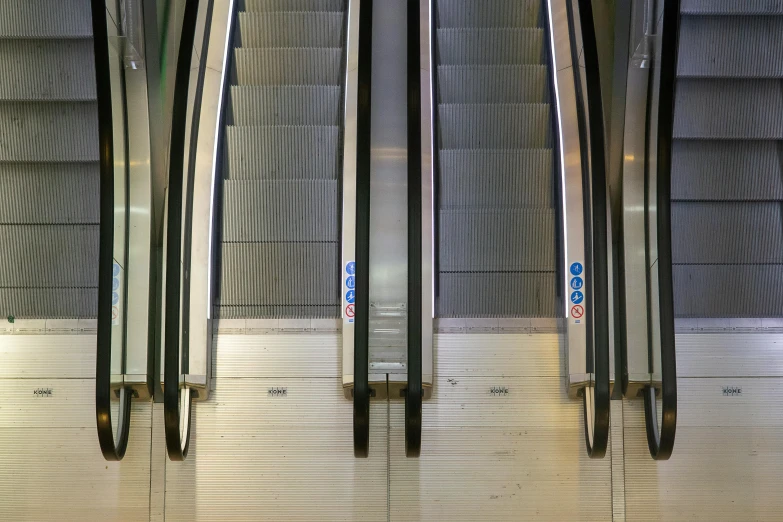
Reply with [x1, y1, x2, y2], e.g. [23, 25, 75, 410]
[345, 303, 355, 318]
[571, 305, 584, 319]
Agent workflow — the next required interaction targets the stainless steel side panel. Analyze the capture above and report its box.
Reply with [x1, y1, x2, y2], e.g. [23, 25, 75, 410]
[546, 0, 588, 394]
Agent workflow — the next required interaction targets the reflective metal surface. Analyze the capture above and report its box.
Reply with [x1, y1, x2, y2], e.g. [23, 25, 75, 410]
[419, 0, 433, 393]
[341, 0, 360, 391]
[546, 0, 588, 396]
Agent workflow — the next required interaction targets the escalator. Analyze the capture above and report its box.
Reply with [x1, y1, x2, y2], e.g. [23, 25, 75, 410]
[672, 2, 783, 317]
[218, 1, 347, 319]
[0, 1, 98, 319]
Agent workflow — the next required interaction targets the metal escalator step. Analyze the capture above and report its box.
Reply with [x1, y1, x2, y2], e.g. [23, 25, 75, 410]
[0, 288, 96, 319]
[439, 149, 553, 208]
[673, 79, 783, 139]
[235, 48, 343, 86]
[225, 125, 338, 180]
[0, 0, 92, 38]
[0, 40, 95, 101]
[437, 28, 544, 65]
[437, 65, 549, 103]
[0, 102, 98, 161]
[231, 85, 341, 126]
[673, 265, 783, 318]
[437, 272, 557, 318]
[435, 0, 541, 28]
[218, 242, 339, 316]
[244, 0, 345, 12]
[672, 203, 783, 264]
[438, 103, 551, 149]
[439, 209, 556, 271]
[222, 180, 338, 242]
[681, 0, 783, 15]
[671, 141, 783, 200]
[0, 225, 97, 287]
[0, 164, 99, 223]
[677, 16, 783, 78]
[238, 12, 344, 48]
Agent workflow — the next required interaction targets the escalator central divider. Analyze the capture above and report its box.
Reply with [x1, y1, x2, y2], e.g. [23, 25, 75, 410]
[405, 0, 422, 459]
[353, 0, 373, 459]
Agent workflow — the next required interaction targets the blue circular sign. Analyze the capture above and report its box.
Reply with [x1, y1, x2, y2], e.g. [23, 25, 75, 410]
[346, 275, 355, 289]
[570, 290, 584, 305]
[113, 263, 120, 277]
[112, 277, 120, 291]
[346, 290, 356, 304]
[346, 261, 356, 276]
[112, 292, 119, 305]
[570, 277, 583, 290]
[570, 262, 583, 276]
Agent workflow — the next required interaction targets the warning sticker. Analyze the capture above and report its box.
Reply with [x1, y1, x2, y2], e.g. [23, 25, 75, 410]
[346, 303, 355, 319]
[571, 305, 584, 319]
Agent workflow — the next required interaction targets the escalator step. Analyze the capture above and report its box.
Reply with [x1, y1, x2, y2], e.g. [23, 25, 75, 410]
[238, 12, 344, 48]
[0, 164, 98, 223]
[437, 65, 549, 103]
[681, 0, 783, 15]
[0, 40, 95, 101]
[0, 0, 92, 38]
[672, 141, 783, 200]
[438, 103, 552, 149]
[0, 102, 98, 161]
[439, 209, 556, 271]
[231, 85, 341, 126]
[244, 0, 345, 12]
[672, 203, 783, 264]
[0, 225, 97, 287]
[436, 0, 541, 28]
[437, 273, 557, 318]
[673, 265, 783, 318]
[437, 28, 544, 65]
[222, 180, 338, 242]
[219, 243, 339, 314]
[439, 150, 553, 208]
[0, 288, 96, 319]
[674, 79, 783, 139]
[225, 125, 338, 180]
[235, 48, 343, 86]
[677, 16, 783, 78]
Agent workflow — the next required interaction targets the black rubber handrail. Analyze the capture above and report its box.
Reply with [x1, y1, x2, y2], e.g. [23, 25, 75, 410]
[644, 0, 679, 461]
[575, 0, 611, 459]
[353, 0, 373, 459]
[405, 0, 422, 459]
[164, 0, 201, 461]
[93, 0, 132, 462]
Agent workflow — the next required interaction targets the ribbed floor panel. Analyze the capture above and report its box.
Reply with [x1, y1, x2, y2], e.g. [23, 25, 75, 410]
[0, 288, 96, 318]
[434, 0, 557, 318]
[244, 0, 345, 12]
[0, 163, 99, 223]
[436, 0, 541, 28]
[0, 40, 95, 101]
[238, 12, 344, 48]
[673, 9, 783, 318]
[0, 225, 98, 287]
[0, 0, 92, 38]
[222, 180, 338, 242]
[677, 16, 783, 78]
[216, 2, 347, 318]
[226, 125, 338, 180]
[235, 48, 343, 86]
[230, 85, 341, 126]
[0, 102, 98, 161]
